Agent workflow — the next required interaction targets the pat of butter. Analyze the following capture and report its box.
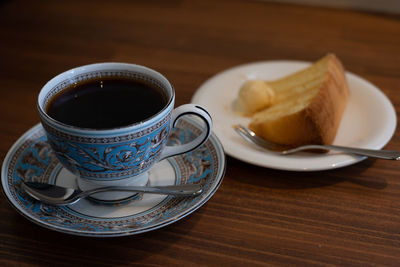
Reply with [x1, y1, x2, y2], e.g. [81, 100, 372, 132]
[237, 80, 275, 115]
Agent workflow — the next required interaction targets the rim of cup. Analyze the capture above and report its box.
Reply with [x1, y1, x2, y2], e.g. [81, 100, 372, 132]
[37, 62, 175, 134]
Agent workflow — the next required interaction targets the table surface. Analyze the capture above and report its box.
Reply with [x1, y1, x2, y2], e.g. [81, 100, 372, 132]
[1, 0, 400, 266]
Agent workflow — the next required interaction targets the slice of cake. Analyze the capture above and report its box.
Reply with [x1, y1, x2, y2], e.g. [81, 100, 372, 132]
[248, 54, 349, 146]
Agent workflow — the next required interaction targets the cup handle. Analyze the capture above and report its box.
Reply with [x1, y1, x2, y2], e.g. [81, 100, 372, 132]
[159, 104, 212, 160]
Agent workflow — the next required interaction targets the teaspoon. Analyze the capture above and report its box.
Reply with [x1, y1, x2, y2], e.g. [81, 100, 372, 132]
[21, 181, 203, 206]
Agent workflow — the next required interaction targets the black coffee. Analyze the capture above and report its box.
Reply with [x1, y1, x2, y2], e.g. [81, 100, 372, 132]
[46, 77, 168, 129]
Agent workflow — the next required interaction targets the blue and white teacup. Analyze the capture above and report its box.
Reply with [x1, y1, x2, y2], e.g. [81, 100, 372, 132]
[38, 63, 212, 202]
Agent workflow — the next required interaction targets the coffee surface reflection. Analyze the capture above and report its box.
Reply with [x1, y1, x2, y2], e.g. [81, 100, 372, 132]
[46, 77, 168, 129]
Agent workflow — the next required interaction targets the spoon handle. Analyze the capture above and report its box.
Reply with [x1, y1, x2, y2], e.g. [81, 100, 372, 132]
[80, 184, 203, 198]
[282, 145, 400, 160]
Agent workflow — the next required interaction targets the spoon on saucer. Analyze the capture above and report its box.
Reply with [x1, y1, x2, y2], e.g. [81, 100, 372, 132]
[21, 181, 203, 206]
[233, 124, 400, 160]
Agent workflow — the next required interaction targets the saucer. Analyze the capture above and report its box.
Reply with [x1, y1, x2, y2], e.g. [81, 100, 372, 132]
[192, 60, 396, 171]
[1, 117, 226, 237]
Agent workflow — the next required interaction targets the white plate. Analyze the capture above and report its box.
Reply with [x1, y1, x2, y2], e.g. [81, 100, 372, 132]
[192, 61, 397, 171]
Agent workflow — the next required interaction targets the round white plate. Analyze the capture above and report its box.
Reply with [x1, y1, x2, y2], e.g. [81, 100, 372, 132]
[192, 60, 397, 171]
[1, 118, 225, 236]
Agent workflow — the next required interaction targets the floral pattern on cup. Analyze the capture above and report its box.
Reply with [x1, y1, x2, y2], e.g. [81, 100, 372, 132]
[44, 122, 170, 180]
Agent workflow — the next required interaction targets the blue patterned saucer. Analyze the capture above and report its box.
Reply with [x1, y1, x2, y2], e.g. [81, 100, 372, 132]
[1, 117, 225, 237]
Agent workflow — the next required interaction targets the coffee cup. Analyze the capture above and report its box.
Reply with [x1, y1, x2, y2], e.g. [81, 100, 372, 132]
[38, 63, 212, 202]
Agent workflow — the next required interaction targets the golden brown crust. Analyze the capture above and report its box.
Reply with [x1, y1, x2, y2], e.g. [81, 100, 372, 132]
[249, 54, 349, 146]
[305, 54, 349, 144]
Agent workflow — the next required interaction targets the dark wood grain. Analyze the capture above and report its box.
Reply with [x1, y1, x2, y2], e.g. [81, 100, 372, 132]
[1, 0, 400, 266]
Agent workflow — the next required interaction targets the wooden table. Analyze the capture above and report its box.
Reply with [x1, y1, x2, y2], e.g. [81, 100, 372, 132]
[1, 0, 400, 266]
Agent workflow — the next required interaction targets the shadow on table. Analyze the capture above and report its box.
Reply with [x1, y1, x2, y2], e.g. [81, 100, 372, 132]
[226, 156, 387, 190]
[79, 222, 194, 264]
[8, 209, 199, 265]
